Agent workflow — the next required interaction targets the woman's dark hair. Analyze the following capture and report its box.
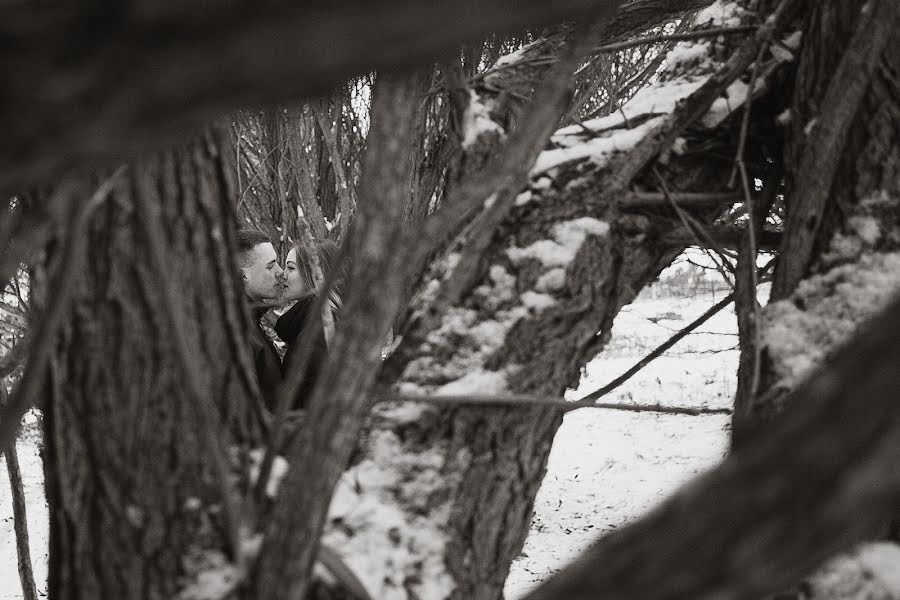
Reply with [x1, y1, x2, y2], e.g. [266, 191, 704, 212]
[293, 239, 346, 296]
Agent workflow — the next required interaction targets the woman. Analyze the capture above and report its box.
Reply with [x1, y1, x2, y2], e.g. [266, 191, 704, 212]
[275, 239, 342, 410]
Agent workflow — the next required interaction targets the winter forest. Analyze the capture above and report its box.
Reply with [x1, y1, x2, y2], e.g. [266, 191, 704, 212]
[2, 0, 900, 599]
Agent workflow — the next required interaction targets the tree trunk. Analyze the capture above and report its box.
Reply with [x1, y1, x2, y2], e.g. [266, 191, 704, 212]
[40, 127, 263, 599]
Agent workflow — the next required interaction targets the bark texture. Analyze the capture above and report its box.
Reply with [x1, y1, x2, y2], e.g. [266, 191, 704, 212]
[40, 128, 261, 599]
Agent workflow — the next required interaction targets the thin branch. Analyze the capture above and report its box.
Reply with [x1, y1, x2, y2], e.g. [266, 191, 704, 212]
[594, 26, 755, 54]
[0, 170, 123, 452]
[734, 41, 764, 399]
[653, 167, 736, 287]
[1, 385, 38, 600]
[312, 101, 356, 222]
[382, 392, 731, 416]
[661, 226, 781, 251]
[572, 291, 735, 407]
[621, 191, 743, 209]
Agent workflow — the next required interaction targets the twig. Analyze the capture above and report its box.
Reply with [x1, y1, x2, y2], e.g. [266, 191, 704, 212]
[312, 100, 356, 222]
[653, 168, 736, 288]
[0, 169, 124, 452]
[1, 385, 38, 600]
[382, 392, 731, 416]
[572, 292, 736, 407]
[621, 191, 743, 209]
[133, 175, 242, 561]
[237, 143, 280, 212]
[594, 26, 755, 54]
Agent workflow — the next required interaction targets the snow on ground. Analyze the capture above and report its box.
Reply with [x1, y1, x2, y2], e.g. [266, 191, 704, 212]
[504, 283, 742, 598]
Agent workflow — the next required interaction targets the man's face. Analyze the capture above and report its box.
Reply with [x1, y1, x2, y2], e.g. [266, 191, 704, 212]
[242, 242, 283, 302]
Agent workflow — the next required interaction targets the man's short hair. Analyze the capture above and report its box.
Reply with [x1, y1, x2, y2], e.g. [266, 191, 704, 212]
[236, 229, 272, 267]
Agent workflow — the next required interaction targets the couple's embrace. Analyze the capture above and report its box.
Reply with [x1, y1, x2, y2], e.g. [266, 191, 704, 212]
[237, 229, 341, 414]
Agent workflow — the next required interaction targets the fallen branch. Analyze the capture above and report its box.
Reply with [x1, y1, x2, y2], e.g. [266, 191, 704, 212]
[593, 26, 755, 54]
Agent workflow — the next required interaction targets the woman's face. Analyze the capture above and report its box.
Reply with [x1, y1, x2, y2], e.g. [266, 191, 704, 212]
[283, 248, 310, 301]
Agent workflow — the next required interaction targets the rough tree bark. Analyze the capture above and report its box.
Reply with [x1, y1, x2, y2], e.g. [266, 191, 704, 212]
[38, 127, 264, 598]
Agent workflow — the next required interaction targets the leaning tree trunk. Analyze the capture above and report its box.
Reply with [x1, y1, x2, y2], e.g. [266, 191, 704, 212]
[315, 2, 793, 598]
[39, 127, 263, 599]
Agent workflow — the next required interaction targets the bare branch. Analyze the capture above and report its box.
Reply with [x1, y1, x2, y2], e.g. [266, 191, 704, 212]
[594, 26, 755, 54]
[661, 226, 781, 251]
[602, 0, 801, 194]
[383, 392, 731, 416]
[312, 101, 356, 223]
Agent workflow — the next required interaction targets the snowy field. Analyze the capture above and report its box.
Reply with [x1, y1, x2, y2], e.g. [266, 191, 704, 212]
[1, 270, 744, 599]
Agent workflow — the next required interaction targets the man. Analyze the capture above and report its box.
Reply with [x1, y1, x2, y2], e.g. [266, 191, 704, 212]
[237, 228, 284, 411]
